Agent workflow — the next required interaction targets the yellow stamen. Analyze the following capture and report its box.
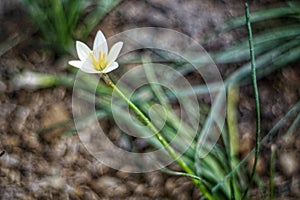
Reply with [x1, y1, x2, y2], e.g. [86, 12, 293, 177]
[89, 52, 107, 71]
[99, 52, 107, 69]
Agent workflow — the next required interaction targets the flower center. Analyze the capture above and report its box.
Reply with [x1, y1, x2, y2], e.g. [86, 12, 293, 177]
[89, 52, 107, 71]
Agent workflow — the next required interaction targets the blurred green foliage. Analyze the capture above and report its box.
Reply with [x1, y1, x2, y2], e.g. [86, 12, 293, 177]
[19, 0, 122, 55]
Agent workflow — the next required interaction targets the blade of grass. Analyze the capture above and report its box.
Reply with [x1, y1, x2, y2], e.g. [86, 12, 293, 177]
[213, 25, 300, 63]
[212, 100, 300, 193]
[227, 85, 239, 160]
[227, 84, 242, 199]
[225, 39, 300, 85]
[283, 112, 300, 140]
[66, 0, 83, 31]
[242, 4, 261, 199]
[202, 2, 300, 43]
[196, 151, 231, 198]
[270, 145, 276, 200]
[167, 38, 300, 99]
[102, 74, 213, 200]
[161, 167, 208, 184]
[80, 0, 123, 38]
[142, 57, 199, 158]
[223, 3, 300, 31]
[0, 34, 27, 56]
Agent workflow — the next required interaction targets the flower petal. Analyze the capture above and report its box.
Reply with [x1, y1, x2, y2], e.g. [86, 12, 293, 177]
[81, 57, 100, 74]
[107, 42, 123, 66]
[81, 64, 100, 73]
[93, 30, 108, 55]
[102, 62, 119, 73]
[81, 67, 100, 74]
[76, 41, 91, 60]
[68, 60, 83, 68]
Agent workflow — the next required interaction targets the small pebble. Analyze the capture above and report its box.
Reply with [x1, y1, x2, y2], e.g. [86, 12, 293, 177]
[40, 102, 70, 141]
[12, 106, 30, 134]
[0, 153, 19, 167]
[147, 186, 165, 198]
[279, 152, 298, 176]
[89, 176, 129, 198]
[239, 132, 253, 158]
[134, 184, 146, 195]
[146, 171, 164, 186]
[22, 131, 41, 152]
[47, 176, 66, 190]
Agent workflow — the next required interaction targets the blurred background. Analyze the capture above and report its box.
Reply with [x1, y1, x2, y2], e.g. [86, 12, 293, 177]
[0, 0, 299, 199]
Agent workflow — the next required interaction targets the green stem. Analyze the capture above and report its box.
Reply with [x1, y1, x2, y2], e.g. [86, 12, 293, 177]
[102, 73, 213, 200]
[243, 3, 261, 199]
[270, 145, 276, 200]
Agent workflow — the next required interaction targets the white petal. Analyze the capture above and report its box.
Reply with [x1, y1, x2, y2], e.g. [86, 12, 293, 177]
[76, 41, 91, 60]
[93, 30, 108, 55]
[81, 64, 100, 73]
[81, 67, 100, 74]
[68, 60, 83, 68]
[107, 42, 123, 66]
[102, 62, 119, 73]
[81, 57, 100, 74]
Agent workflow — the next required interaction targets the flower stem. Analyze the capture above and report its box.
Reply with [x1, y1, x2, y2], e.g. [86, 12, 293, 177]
[102, 73, 213, 200]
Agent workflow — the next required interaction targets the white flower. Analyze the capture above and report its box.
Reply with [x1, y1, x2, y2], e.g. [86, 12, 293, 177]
[69, 30, 123, 74]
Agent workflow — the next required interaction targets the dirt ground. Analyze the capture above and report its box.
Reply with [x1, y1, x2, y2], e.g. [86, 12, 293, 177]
[0, 0, 299, 199]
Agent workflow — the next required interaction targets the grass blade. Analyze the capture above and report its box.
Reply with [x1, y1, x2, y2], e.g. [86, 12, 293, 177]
[212, 100, 300, 193]
[242, 4, 261, 199]
[270, 145, 276, 200]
